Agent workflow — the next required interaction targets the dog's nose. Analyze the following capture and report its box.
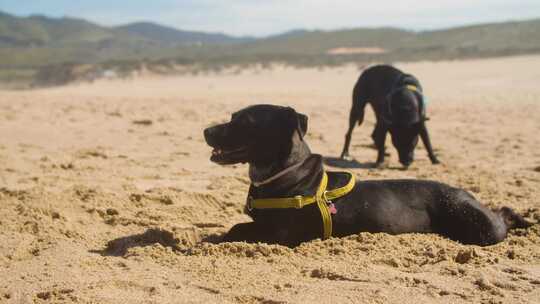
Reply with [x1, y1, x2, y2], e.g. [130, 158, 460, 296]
[399, 153, 413, 166]
[400, 158, 413, 168]
[204, 123, 228, 146]
[204, 127, 214, 144]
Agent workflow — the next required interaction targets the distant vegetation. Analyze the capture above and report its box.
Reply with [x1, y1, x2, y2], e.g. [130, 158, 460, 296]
[1, 10, 539, 88]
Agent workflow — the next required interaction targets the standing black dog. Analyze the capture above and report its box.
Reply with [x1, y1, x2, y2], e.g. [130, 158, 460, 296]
[341, 65, 440, 167]
[204, 104, 531, 247]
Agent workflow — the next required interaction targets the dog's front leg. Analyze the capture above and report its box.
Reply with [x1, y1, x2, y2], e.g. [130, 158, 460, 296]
[419, 123, 440, 164]
[222, 222, 292, 246]
[221, 222, 262, 243]
[223, 221, 284, 243]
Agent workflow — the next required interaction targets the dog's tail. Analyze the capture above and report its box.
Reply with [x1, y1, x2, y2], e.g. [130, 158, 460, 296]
[497, 207, 534, 230]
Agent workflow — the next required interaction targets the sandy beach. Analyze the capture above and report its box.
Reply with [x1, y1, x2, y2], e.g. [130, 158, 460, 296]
[1, 55, 539, 303]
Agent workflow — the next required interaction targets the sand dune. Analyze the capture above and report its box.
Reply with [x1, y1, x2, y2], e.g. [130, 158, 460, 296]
[1, 55, 539, 303]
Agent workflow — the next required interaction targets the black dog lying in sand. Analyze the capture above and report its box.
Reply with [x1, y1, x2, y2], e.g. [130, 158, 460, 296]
[204, 104, 531, 247]
[341, 65, 439, 167]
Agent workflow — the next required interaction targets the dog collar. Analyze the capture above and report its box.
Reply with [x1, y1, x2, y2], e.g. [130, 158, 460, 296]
[248, 171, 355, 239]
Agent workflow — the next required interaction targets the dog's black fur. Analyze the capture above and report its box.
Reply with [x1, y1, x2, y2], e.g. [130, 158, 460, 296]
[341, 65, 440, 167]
[204, 104, 531, 247]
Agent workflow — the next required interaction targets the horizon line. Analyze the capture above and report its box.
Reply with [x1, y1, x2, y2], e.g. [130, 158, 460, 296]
[1, 9, 539, 39]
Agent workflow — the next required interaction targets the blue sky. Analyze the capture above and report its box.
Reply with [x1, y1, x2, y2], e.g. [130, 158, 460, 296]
[1, 0, 539, 37]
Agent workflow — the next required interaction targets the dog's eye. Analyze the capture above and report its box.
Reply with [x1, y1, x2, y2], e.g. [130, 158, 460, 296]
[238, 118, 253, 127]
[231, 114, 254, 127]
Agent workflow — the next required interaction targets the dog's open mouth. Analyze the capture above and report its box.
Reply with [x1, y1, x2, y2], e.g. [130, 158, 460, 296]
[210, 146, 248, 164]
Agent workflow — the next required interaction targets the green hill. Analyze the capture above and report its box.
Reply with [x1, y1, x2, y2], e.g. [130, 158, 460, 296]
[116, 22, 253, 46]
[0, 12, 148, 67]
[0, 12, 117, 46]
[236, 28, 417, 55]
[0, 11, 250, 68]
[1, 10, 539, 87]
[222, 19, 540, 60]
[417, 19, 540, 51]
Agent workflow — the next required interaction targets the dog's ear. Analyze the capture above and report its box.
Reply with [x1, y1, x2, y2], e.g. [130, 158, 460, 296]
[284, 107, 308, 140]
[296, 113, 308, 140]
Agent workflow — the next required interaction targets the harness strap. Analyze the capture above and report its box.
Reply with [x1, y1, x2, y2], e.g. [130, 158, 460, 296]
[316, 173, 332, 239]
[249, 171, 356, 239]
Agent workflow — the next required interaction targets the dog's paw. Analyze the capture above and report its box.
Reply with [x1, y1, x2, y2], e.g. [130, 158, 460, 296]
[340, 154, 353, 161]
[431, 158, 441, 165]
[373, 161, 385, 169]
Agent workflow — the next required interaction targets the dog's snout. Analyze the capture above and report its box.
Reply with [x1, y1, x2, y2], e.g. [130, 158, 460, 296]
[204, 124, 229, 146]
[204, 126, 219, 145]
[399, 152, 414, 167]
[401, 159, 412, 168]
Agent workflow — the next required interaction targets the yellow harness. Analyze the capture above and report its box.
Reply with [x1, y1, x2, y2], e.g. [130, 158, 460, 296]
[248, 172, 355, 239]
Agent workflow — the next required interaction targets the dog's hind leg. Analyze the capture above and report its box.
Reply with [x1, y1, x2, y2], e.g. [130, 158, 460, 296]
[341, 84, 368, 159]
[497, 207, 533, 230]
[340, 108, 363, 159]
[435, 189, 511, 246]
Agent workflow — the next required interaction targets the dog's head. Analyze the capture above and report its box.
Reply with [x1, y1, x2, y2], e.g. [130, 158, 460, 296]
[390, 123, 420, 167]
[385, 89, 424, 167]
[204, 104, 308, 165]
